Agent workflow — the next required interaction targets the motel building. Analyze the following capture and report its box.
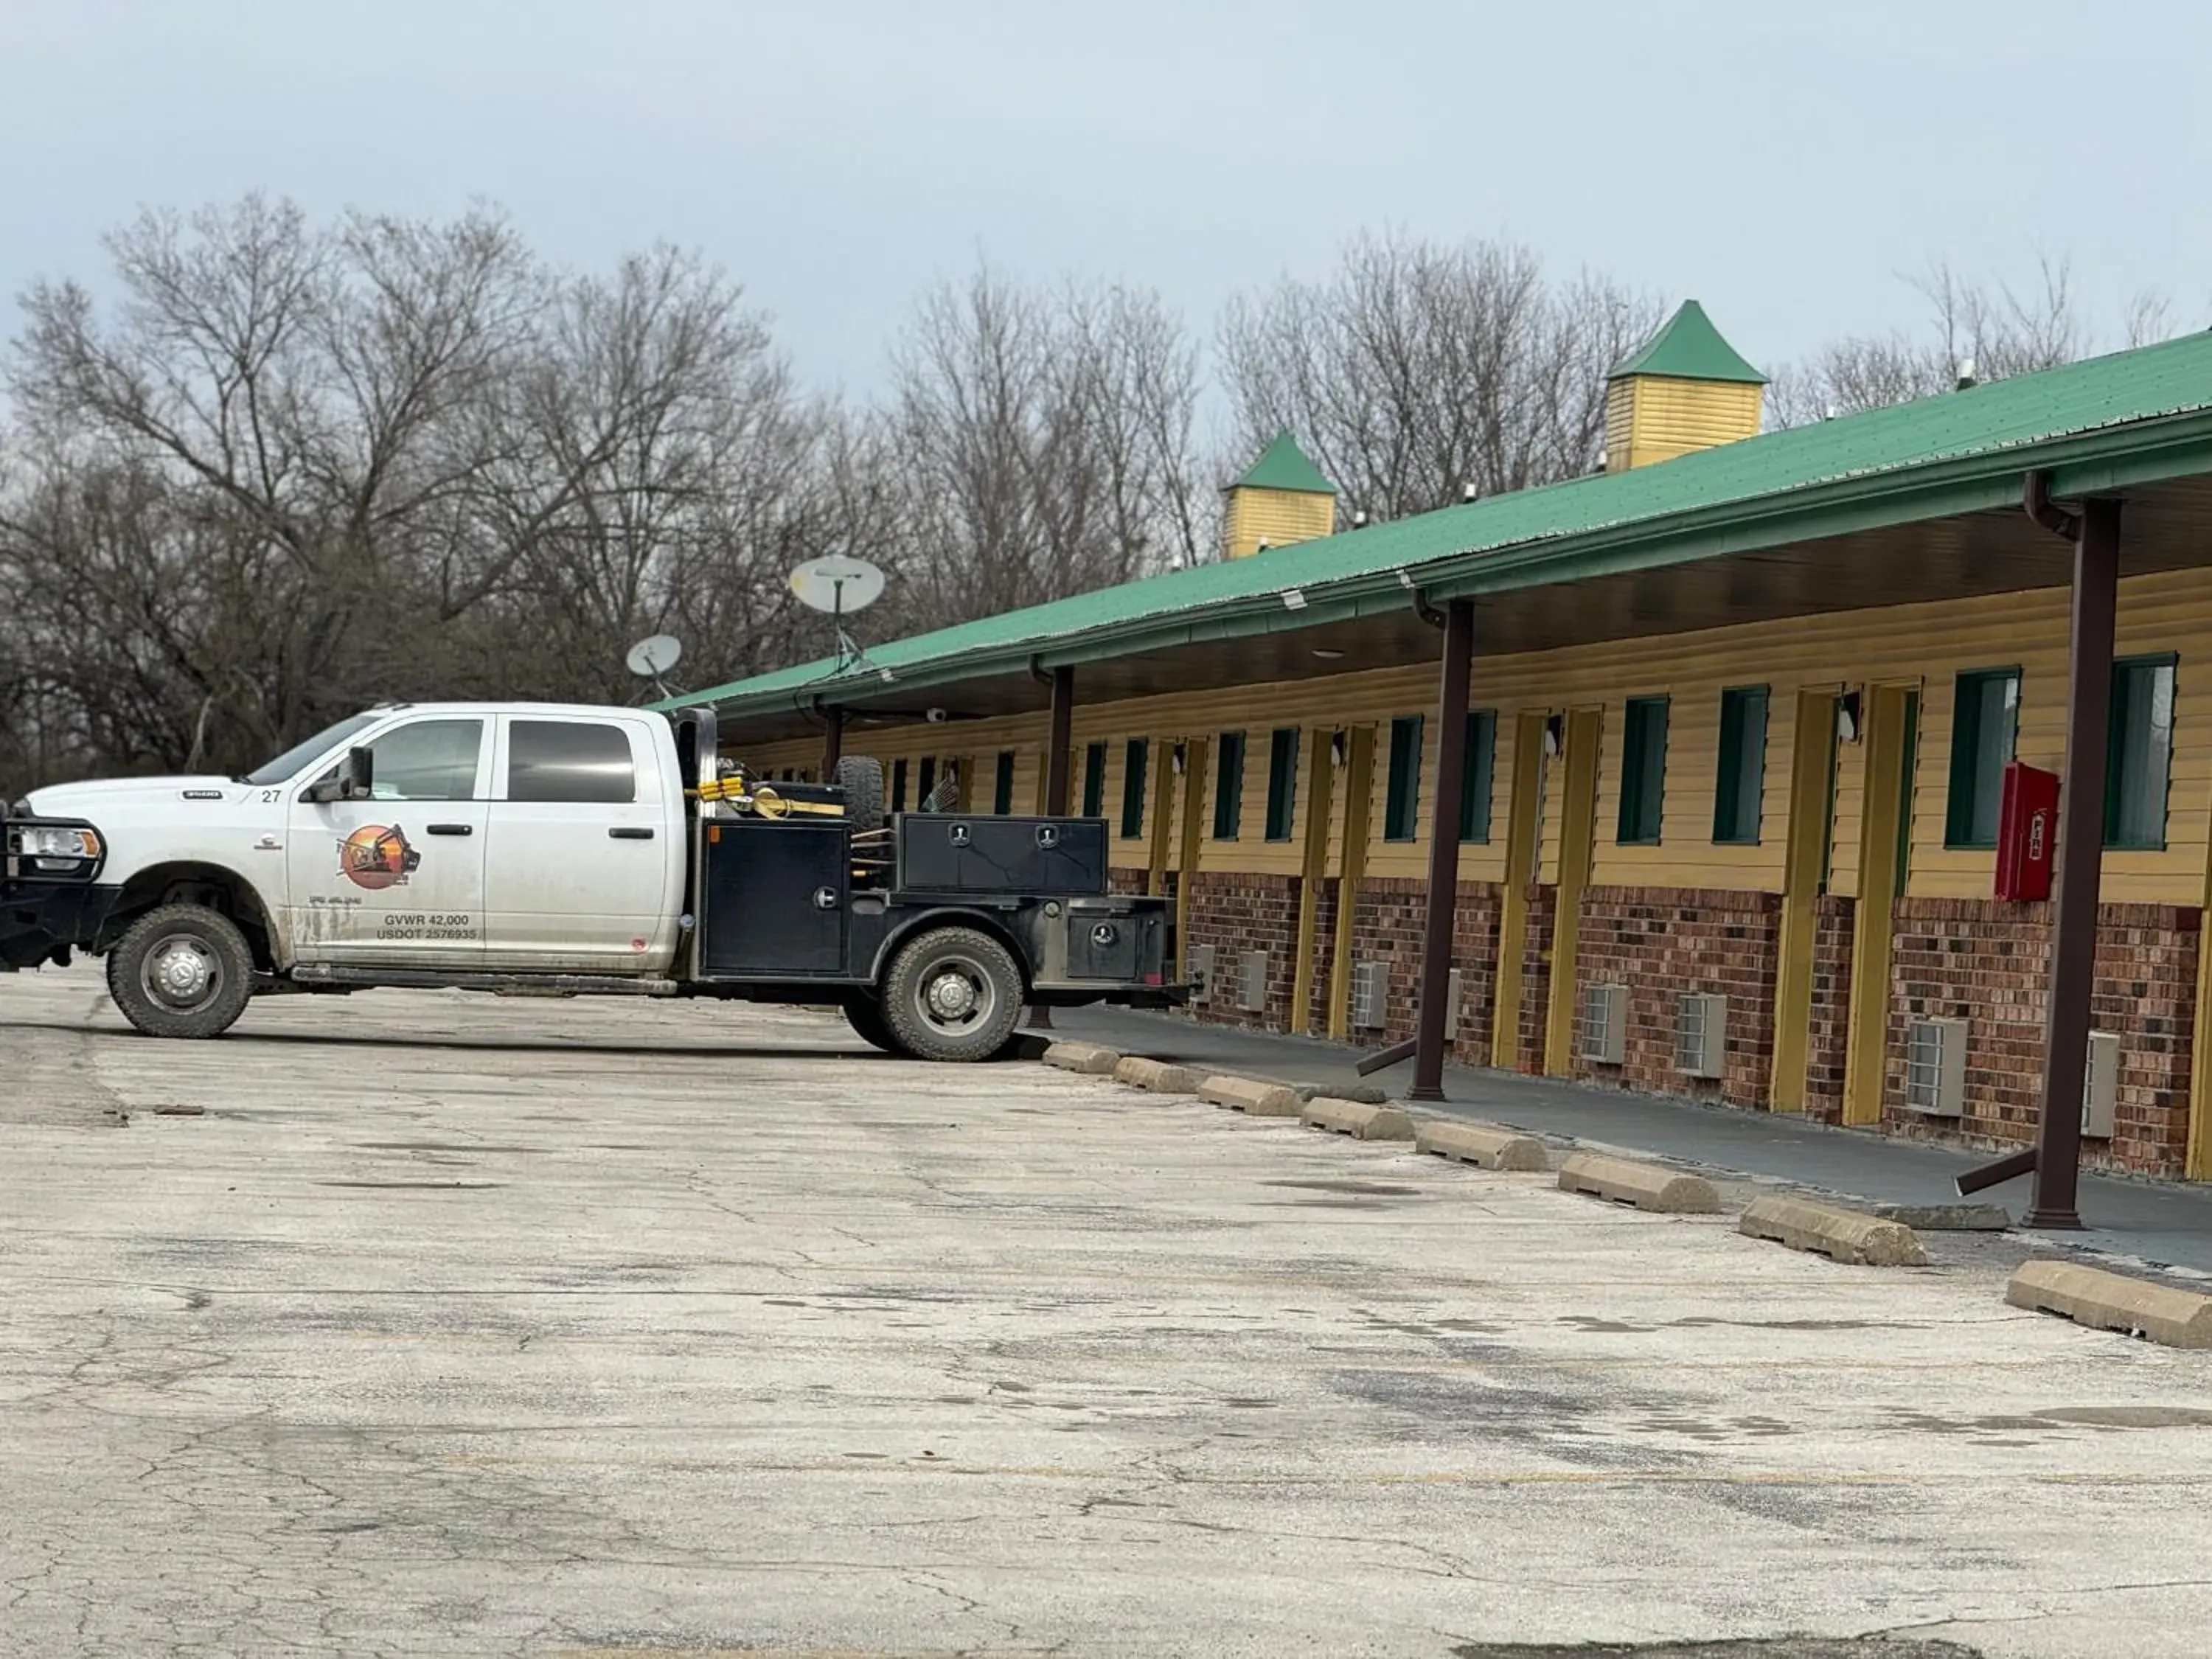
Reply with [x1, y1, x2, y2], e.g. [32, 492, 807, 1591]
[689, 303, 2212, 1197]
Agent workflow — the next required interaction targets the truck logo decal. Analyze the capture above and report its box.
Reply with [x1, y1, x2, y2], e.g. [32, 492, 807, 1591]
[338, 824, 420, 891]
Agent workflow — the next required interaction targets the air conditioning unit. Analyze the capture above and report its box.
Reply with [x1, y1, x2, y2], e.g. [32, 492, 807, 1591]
[2082, 1029, 2120, 1138]
[1238, 949, 1268, 1013]
[1676, 992, 1727, 1080]
[1443, 967, 1464, 1040]
[1904, 1018, 1967, 1117]
[1350, 961, 1388, 1030]
[1187, 943, 1215, 1004]
[1578, 984, 1627, 1065]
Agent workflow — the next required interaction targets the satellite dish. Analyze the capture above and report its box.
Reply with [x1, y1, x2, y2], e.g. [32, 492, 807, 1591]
[789, 555, 886, 616]
[624, 634, 684, 699]
[626, 634, 683, 678]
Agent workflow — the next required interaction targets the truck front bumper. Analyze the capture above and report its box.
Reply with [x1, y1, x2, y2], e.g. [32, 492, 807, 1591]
[0, 880, 119, 970]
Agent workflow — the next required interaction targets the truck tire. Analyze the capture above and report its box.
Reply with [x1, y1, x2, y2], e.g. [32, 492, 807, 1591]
[834, 756, 885, 835]
[841, 993, 902, 1055]
[880, 926, 1022, 1063]
[105, 902, 256, 1040]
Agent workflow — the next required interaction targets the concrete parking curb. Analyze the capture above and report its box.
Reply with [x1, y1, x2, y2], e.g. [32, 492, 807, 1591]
[1414, 1119, 1549, 1171]
[1113, 1055, 1203, 1093]
[1200, 1076, 1304, 1116]
[1300, 1099, 1414, 1141]
[2006, 1259, 2212, 1349]
[1557, 1152, 1722, 1214]
[1739, 1194, 1928, 1267]
[1043, 1041, 1122, 1075]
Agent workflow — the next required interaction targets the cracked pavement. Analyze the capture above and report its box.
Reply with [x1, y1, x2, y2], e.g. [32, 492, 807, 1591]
[2, 964, 2209, 1657]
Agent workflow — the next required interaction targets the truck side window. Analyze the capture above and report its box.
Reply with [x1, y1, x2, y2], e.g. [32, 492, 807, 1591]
[507, 720, 636, 804]
[364, 719, 484, 801]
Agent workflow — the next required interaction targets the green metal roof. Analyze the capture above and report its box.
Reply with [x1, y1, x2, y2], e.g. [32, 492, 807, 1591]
[1608, 299, 1767, 386]
[675, 330, 2212, 723]
[1230, 430, 1338, 495]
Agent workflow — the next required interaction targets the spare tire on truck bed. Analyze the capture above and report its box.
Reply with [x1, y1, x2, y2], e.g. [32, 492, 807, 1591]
[833, 755, 884, 835]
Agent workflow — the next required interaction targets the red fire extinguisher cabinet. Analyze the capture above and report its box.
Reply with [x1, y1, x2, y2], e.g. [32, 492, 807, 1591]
[1993, 760, 2059, 902]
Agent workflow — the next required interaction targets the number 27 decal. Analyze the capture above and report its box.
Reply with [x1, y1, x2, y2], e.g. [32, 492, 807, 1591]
[262, 789, 282, 804]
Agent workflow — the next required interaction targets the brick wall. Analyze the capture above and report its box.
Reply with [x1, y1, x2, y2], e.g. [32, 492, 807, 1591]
[1568, 887, 1782, 1107]
[1180, 872, 1301, 1029]
[1450, 883, 1505, 1065]
[1335, 878, 1503, 1054]
[1108, 865, 1150, 897]
[1884, 897, 2199, 1177]
[1801, 895, 1856, 1124]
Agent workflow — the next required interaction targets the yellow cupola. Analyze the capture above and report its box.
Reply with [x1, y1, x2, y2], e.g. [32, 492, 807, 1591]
[1221, 431, 1338, 559]
[1603, 300, 1766, 472]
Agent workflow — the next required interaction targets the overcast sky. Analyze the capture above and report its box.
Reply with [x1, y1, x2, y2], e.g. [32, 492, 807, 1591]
[4, 0, 2207, 396]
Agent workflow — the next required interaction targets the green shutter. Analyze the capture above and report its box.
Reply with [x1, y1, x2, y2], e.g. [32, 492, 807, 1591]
[1120, 740, 1149, 839]
[891, 758, 908, 813]
[1712, 686, 1768, 844]
[1944, 668, 2019, 848]
[1213, 731, 1246, 839]
[1458, 711, 1496, 842]
[1265, 728, 1301, 841]
[1082, 742, 1107, 818]
[2106, 655, 2176, 850]
[1384, 715, 1424, 841]
[993, 751, 1014, 815]
[1618, 697, 1669, 844]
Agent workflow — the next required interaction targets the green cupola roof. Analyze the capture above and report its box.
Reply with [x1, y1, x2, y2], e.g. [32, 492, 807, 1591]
[1608, 300, 1767, 386]
[1230, 430, 1338, 495]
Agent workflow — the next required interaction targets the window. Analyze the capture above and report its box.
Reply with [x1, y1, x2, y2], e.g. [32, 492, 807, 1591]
[1713, 687, 1769, 844]
[891, 758, 908, 813]
[1384, 715, 1424, 841]
[1212, 731, 1246, 840]
[507, 720, 634, 804]
[1945, 669, 2020, 848]
[364, 718, 482, 801]
[2107, 655, 2176, 850]
[1617, 697, 1669, 844]
[1264, 728, 1301, 841]
[994, 751, 1015, 815]
[1082, 742, 1107, 818]
[1458, 711, 1496, 843]
[1120, 740, 1149, 839]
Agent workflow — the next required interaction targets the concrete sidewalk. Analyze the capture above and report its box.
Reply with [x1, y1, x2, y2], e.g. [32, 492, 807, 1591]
[1042, 1005, 2212, 1279]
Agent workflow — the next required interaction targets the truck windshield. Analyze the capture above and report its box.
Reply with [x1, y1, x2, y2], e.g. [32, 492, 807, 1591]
[241, 713, 385, 786]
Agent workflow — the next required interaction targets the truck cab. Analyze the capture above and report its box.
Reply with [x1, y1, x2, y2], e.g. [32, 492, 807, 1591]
[2, 701, 1175, 1061]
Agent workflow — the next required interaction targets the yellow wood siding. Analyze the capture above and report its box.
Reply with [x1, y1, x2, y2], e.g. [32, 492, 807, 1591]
[1223, 486, 1335, 559]
[727, 564, 2212, 909]
[1606, 375, 1764, 471]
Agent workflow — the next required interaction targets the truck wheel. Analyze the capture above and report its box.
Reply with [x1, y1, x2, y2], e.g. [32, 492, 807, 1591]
[834, 756, 885, 835]
[881, 927, 1022, 1062]
[105, 903, 255, 1040]
[841, 993, 902, 1056]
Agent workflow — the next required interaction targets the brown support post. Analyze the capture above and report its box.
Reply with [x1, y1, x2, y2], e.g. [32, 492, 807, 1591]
[2025, 496, 2120, 1230]
[1030, 665, 1076, 1030]
[819, 706, 844, 777]
[1411, 599, 1474, 1102]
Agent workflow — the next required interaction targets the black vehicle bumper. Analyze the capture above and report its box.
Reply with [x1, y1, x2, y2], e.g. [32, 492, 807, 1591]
[0, 882, 119, 970]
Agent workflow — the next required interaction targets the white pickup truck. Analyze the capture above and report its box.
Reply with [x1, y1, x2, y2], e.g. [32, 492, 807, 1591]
[1, 700, 1175, 1060]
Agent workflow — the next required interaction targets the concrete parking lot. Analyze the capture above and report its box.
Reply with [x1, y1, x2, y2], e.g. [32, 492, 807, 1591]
[3, 965, 2210, 1658]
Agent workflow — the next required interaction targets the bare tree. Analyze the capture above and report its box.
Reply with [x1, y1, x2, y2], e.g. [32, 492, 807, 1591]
[1216, 232, 1663, 521]
[874, 267, 1204, 630]
[1767, 257, 2185, 428]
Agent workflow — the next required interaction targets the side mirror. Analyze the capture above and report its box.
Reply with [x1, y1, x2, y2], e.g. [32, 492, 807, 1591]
[302, 747, 375, 806]
[340, 746, 375, 801]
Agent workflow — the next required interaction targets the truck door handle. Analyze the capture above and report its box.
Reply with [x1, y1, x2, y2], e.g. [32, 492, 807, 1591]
[608, 827, 654, 841]
[427, 824, 473, 836]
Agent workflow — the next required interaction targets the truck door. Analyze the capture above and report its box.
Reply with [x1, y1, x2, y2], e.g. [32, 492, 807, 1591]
[286, 715, 490, 965]
[482, 715, 676, 973]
